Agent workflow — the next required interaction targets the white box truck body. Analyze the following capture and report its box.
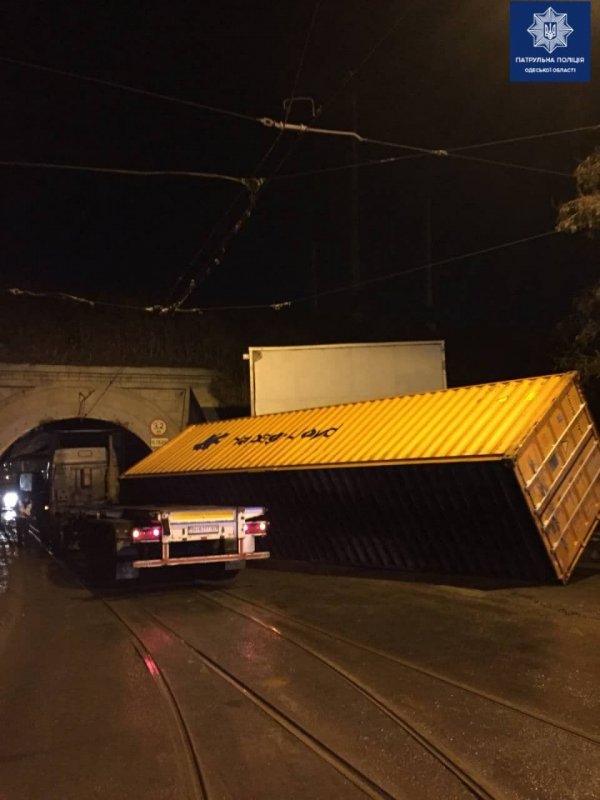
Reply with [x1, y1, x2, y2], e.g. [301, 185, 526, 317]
[246, 341, 446, 416]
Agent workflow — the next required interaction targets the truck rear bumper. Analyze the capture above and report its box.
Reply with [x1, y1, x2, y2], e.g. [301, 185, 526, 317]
[132, 551, 270, 569]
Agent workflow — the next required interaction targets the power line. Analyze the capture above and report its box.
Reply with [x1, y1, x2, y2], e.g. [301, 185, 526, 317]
[290, 230, 558, 305]
[274, 150, 574, 181]
[2, 53, 269, 303]
[267, 120, 599, 180]
[272, 122, 598, 181]
[5, 54, 595, 164]
[259, 117, 447, 156]
[255, 0, 321, 175]
[263, 119, 599, 155]
[179, 0, 424, 305]
[172, 1, 420, 311]
[7, 287, 138, 310]
[6, 228, 557, 314]
[3, 41, 588, 309]
[5, 286, 290, 314]
[275, 153, 417, 180]
[445, 153, 573, 179]
[0, 143, 574, 192]
[262, 120, 574, 178]
[0, 160, 260, 189]
[165, 0, 322, 310]
[0, 55, 258, 123]
[455, 123, 600, 152]
[315, 3, 418, 121]
[255, 0, 420, 184]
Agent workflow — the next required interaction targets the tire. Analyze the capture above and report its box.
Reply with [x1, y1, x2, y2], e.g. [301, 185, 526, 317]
[85, 551, 117, 588]
[81, 523, 118, 588]
[16, 519, 28, 547]
[50, 525, 67, 555]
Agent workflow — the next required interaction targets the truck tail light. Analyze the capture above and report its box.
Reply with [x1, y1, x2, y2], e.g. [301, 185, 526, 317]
[244, 519, 268, 536]
[132, 524, 162, 542]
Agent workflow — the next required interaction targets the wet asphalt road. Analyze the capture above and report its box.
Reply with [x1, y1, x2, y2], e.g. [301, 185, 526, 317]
[0, 529, 599, 800]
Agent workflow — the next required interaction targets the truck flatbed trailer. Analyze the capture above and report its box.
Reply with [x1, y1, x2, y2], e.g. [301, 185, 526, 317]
[48, 502, 269, 582]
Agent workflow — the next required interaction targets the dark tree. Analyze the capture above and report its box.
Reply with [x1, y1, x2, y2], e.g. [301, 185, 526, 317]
[556, 150, 600, 402]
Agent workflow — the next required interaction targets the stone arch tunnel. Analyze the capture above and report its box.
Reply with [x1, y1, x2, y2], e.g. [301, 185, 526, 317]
[0, 362, 220, 458]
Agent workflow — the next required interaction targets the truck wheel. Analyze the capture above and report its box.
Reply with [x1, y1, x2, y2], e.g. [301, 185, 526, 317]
[37, 519, 52, 547]
[85, 552, 117, 588]
[80, 525, 118, 588]
[50, 526, 66, 555]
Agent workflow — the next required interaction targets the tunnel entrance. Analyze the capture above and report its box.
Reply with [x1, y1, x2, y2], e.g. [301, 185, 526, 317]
[1, 418, 150, 514]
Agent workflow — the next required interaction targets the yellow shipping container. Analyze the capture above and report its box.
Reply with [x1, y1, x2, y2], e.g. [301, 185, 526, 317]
[123, 373, 600, 582]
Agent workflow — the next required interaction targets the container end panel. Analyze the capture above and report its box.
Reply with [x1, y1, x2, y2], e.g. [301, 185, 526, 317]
[516, 377, 600, 580]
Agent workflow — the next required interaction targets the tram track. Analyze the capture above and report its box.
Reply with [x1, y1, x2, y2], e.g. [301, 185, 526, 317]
[111, 603, 211, 800]
[100, 579, 600, 800]
[115, 601, 412, 800]
[105, 587, 503, 800]
[104, 602, 210, 800]
[24, 529, 600, 799]
[26, 527, 210, 800]
[128, 599, 498, 800]
[217, 588, 600, 747]
[146, 584, 600, 799]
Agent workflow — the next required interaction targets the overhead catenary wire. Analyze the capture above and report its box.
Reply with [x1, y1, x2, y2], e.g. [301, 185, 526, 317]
[2, 41, 591, 313]
[259, 117, 448, 157]
[164, 0, 322, 310]
[265, 120, 600, 180]
[5, 52, 597, 159]
[170, 0, 575, 306]
[455, 123, 600, 152]
[4, 52, 595, 176]
[0, 133, 578, 193]
[0, 160, 260, 189]
[289, 230, 558, 305]
[261, 119, 600, 156]
[254, 0, 321, 176]
[6, 228, 557, 315]
[167, 0, 418, 310]
[314, 3, 419, 124]
[273, 150, 575, 181]
[443, 153, 573, 179]
[0, 55, 259, 122]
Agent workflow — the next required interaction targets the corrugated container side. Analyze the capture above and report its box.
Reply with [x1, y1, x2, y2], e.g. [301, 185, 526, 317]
[120, 462, 556, 583]
[123, 374, 575, 475]
[514, 379, 600, 581]
[121, 372, 600, 583]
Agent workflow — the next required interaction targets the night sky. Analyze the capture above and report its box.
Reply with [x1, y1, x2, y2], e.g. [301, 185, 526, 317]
[1, 2, 599, 385]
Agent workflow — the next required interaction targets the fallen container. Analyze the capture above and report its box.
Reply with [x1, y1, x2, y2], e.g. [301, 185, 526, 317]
[122, 372, 600, 583]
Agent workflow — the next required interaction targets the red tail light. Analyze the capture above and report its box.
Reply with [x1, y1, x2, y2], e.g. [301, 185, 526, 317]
[244, 519, 268, 536]
[132, 524, 162, 542]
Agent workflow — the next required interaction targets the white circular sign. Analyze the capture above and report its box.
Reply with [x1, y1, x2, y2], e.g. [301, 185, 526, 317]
[150, 418, 167, 436]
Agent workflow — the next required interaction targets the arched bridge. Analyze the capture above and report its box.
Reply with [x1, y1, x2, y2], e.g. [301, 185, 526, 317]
[0, 363, 219, 455]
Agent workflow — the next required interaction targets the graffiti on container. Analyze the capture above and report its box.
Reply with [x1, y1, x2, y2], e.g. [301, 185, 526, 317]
[233, 426, 341, 446]
[192, 426, 341, 451]
[193, 433, 230, 451]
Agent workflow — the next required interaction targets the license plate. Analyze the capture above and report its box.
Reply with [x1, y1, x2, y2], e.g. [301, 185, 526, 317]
[188, 524, 220, 534]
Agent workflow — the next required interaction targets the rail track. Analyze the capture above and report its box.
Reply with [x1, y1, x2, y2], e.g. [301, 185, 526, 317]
[106, 595, 498, 800]
[25, 528, 600, 799]
[102, 601, 210, 800]
[215, 589, 600, 746]
[108, 582, 600, 800]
